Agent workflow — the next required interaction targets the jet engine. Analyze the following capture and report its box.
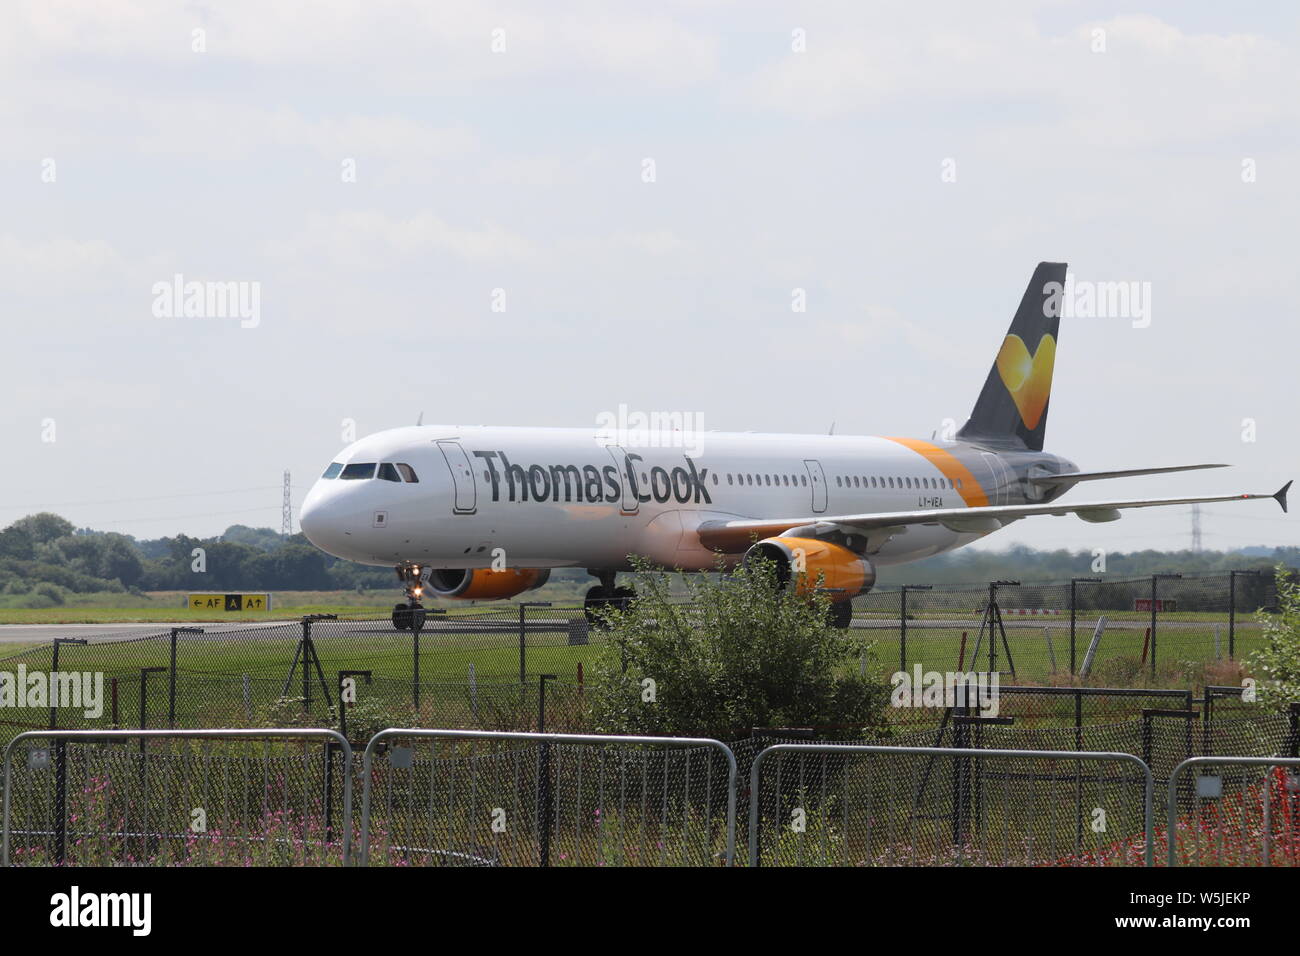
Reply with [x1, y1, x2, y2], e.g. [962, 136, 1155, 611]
[743, 536, 876, 601]
[426, 567, 551, 600]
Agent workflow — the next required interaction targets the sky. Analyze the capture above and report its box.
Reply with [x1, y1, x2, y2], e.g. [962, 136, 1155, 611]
[1, 0, 1296, 556]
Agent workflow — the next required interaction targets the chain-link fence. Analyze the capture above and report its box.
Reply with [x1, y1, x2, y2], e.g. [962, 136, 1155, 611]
[1, 729, 352, 867]
[858, 570, 1282, 684]
[0, 614, 601, 747]
[747, 744, 1154, 867]
[358, 730, 736, 867]
[1163, 756, 1300, 867]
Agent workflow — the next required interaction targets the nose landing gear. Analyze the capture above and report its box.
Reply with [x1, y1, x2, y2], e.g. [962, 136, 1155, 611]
[393, 564, 427, 631]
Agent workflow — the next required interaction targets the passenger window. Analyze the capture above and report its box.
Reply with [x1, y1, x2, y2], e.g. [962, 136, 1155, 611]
[322, 462, 343, 479]
[377, 463, 401, 482]
[727, 474, 734, 485]
[801, 475, 807, 486]
[340, 462, 376, 480]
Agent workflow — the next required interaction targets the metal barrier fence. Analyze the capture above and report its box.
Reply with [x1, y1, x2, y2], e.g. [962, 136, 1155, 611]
[359, 729, 737, 867]
[1165, 756, 1300, 867]
[1, 728, 353, 867]
[8, 728, 1300, 867]
[747, 743, 1154, 867]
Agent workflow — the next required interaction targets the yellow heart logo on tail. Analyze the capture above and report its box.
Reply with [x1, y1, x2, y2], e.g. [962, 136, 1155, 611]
[995, 333, 1055, 429]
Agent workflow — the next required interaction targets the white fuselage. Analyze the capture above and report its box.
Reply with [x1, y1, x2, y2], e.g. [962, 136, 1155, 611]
[298, 425, 1024, 572]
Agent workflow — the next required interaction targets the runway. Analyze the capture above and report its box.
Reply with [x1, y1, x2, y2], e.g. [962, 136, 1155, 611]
[0, 614, 1147, 645]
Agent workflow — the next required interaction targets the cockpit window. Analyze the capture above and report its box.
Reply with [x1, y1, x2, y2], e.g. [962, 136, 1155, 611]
[377, 463, 401, 482]
[395, 463, 419, 483]
[340, 462, 377, 480]
[321, 462, 343, 479]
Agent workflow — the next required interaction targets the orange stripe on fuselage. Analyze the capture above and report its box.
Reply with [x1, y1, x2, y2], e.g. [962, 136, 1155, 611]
[882, 437, 989, 507]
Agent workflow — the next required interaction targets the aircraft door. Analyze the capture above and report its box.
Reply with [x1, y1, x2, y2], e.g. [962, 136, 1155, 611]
[804, 459, 828, 513]
[605, 446, 640, 515]
[980, 452, 1013, 506]
[437, 440, 477, 514]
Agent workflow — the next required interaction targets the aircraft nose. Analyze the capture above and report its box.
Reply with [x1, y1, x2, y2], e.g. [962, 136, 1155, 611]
[299, 481, 342, 554]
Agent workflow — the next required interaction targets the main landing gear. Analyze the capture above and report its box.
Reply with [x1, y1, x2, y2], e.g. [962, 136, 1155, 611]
[392, 564, 427, 631]
[584, 570, 635, 628]
[827, 599, 853, 630]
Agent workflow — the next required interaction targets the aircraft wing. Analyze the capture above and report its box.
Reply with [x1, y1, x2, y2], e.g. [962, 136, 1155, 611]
[1028, 463, 1228, 488]
[694, 482, 1291, 553]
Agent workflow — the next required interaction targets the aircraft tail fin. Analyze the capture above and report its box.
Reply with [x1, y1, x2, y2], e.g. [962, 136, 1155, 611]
[957, 261, 1067, 451]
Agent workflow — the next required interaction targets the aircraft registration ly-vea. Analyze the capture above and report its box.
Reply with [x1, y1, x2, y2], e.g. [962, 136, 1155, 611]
[299, 262, 1290, 628]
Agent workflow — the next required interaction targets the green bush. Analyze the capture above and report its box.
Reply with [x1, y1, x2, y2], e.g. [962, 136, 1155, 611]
[587, 555, 890, 740]
[1249, 567, 1300, 712]
[32, 582, 66, 606]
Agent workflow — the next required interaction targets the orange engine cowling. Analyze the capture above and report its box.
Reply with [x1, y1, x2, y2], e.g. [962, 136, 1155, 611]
[427, 567, 551, 600]
[743, 537, 875, 602]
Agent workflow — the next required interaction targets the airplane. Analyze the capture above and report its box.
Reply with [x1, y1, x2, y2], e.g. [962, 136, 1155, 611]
[299, 262, 1290, 630]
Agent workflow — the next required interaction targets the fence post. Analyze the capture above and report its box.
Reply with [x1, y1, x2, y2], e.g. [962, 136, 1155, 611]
[900, 587, 907, 673]
[165, 627, 200, 730]
[951, 713, 969, 848]
[899, 585, 931, 673]
[302, 618, 311, 713]
[1290, 703, 1300, 759]
[1228, 570, 1237, 660]
[1068, 578, 1100, 675]
[1149, 576, 1157, 678]
[49, 638, 85, 867]
[169, 629, 178, 728]
[1070, 579, 1077, 675]
[536, 674, 556, 866]
[1227, 569, 1262, 661]
[1150, 574, 1182, 678]
[518, 602, 553, 683]
[412, 621, 420, 711]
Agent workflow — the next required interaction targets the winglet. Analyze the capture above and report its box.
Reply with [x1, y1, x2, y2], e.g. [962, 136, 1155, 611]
[1275, 480, 1292, 514]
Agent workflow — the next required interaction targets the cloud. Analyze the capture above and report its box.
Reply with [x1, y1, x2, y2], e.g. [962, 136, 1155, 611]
[0, 235, 125, 287]
[2, 1, 719, 89]
[261, 210, 537, 267]
[741, 9, 1298, 147]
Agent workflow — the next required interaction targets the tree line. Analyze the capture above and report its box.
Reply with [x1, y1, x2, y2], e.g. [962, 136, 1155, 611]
[0, 512, 394, 601]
